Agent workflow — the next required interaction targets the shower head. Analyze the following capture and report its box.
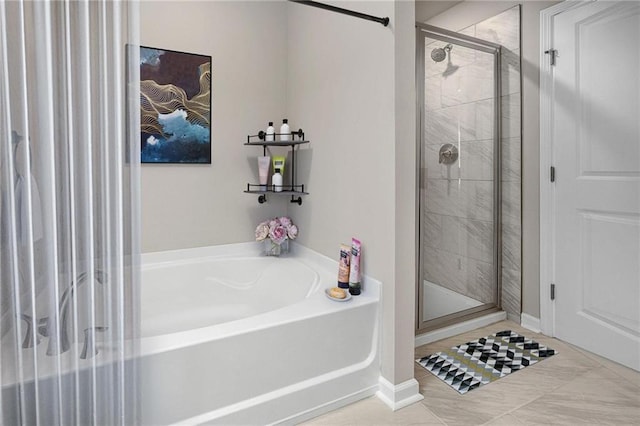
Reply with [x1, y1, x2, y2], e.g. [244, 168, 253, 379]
[430, 44, 452, 63]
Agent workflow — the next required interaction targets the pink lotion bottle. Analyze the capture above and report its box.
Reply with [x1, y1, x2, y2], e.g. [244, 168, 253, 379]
[348, 238, 361, 295]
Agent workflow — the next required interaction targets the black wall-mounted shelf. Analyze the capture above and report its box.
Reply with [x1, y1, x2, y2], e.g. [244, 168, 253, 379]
[244, 139, 310, 156]
[244, 130, 309, 205]
[244, 184, 309, 205]
[247, 128, 306, 144]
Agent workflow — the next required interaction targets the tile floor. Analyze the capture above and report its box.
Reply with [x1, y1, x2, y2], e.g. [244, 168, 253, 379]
[303, 320, 640, 425]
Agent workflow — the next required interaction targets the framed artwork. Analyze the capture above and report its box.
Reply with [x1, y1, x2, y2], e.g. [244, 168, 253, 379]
[140, 46, 211, 163]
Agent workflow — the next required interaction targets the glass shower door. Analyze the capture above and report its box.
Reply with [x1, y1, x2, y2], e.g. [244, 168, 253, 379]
[416, 24, 502, 332]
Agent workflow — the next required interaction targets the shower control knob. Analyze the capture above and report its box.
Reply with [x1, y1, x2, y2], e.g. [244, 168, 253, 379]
[439, 143, 458, 165]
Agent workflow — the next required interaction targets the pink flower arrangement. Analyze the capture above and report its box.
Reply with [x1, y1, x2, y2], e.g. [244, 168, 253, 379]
[255, 216, 298, 245]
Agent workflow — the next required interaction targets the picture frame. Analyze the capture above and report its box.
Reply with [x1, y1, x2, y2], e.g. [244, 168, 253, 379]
[139, 46, 211, 164]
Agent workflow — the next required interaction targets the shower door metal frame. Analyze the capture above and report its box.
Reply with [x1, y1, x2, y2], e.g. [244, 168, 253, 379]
[415, 23, 503, 334]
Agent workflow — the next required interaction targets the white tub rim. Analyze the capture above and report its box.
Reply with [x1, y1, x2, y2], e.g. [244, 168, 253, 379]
[139, 242, 381, 357]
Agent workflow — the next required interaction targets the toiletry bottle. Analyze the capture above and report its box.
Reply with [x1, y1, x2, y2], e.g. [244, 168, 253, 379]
[348, 238, 362, 295]
[258, 156, 270, 191]
[280, 119, 290, 142]
[337, 244, 351, 289]
[272, 168, 283, 192]
[272, 156, 286, 176]
[266, 122, 275, 141]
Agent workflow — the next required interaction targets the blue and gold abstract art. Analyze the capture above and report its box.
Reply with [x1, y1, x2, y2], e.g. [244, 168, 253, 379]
[140, 46, 211, 163]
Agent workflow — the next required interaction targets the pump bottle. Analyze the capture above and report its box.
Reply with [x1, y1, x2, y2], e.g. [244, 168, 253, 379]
[280, 119, 290, 142]
[266, 122, 275, 141]
[272, 168, 283, 192]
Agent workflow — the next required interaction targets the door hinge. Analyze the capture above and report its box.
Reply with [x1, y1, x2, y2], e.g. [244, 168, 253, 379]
[550, 166, 555, 182]
[545, 49, 558, 66]
[550, 283, 556, 300]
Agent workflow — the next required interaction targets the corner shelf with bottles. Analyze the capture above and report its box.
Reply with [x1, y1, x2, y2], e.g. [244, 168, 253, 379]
[244, 127, 309, 205]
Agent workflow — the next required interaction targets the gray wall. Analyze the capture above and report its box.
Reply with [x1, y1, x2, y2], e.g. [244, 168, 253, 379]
[140, 1, 289, 253]
[286, 0, 416, 384]
[419, 0, 561, 319]
[393, 0, 419, 385]
[141, 0, 417, 386]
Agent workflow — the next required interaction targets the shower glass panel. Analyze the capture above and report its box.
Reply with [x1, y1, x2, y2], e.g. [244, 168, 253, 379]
[416, 24, 502, 332]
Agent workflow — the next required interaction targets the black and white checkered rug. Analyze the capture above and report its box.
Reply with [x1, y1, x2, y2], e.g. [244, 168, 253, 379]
[416, 330, 556, 394]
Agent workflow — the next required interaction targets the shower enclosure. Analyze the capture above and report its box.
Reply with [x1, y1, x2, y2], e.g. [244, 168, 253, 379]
[416, 24, 502, 332]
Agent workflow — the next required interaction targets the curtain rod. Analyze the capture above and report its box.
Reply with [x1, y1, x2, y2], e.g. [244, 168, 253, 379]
[288, 0, 390, 27]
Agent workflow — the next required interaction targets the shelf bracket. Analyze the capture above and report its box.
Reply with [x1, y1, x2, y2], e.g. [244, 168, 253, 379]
[258, 194, 267, 204]
[290, 196, 302, 206]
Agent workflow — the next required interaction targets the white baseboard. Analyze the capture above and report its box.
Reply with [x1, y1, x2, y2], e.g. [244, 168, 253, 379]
[520, 313, 541, 333]
[376, 377, 424, 411]
[506, 312, 521, 323]
[277, 385, 378, 425]
[414, 311, 507, 347]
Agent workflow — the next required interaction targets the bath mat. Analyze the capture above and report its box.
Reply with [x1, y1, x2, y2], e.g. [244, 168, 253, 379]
[416, 330, 556, 394]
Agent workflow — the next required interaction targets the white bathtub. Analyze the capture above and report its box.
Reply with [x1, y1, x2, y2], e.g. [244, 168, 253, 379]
[139, 242, 381, 425]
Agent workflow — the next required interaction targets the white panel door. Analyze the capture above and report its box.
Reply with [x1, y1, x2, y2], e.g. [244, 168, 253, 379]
[553, 0, 640, 371]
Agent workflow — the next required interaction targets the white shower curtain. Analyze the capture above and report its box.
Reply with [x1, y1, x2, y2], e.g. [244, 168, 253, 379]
[0, 1, 140, 424]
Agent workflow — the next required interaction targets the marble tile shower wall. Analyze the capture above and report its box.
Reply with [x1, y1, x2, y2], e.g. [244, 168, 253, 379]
[421, 6, 521, 319]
